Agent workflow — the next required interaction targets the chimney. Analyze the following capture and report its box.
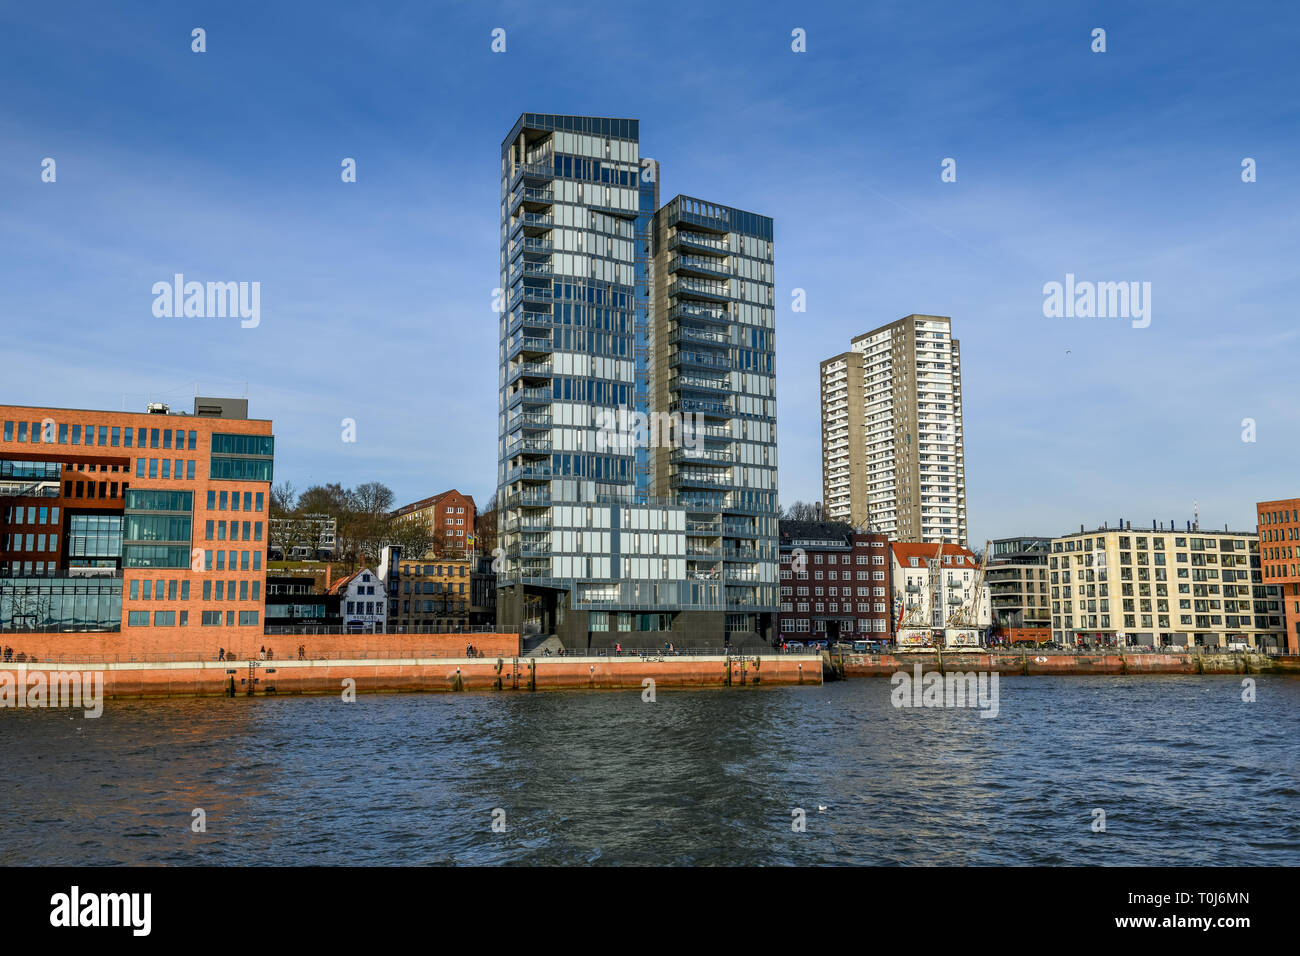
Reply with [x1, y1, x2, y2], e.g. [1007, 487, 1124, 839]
[325, 564, 332, 593]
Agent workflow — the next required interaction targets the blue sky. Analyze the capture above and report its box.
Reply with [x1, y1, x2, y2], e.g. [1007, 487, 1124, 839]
[2, 0, 1297, 544]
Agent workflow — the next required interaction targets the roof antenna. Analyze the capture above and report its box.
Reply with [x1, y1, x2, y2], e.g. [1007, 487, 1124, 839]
[1193, 498, 1199, 532]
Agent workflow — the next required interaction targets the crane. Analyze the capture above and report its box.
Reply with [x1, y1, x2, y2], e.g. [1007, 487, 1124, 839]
[946, 539, 991, 631]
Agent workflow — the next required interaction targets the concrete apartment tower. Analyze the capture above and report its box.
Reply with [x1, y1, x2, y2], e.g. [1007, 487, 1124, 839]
[820, 314, 966, 544]
[496, 114, 777, 649]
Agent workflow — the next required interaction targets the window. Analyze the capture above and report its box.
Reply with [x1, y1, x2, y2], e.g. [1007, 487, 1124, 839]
[154, 611, 176, 626]
[128, 611, 149, 626]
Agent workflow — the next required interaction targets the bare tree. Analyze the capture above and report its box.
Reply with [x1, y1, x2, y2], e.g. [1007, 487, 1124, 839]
[781, 501, 821, 522]
[270, 480, 298, 517]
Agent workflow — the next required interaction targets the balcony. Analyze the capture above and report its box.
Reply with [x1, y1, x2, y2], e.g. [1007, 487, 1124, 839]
[509, 160, 554, 185]
[510, 237, 553, 262]
[678, 493, 727, 513]
[669, 398, 732, 419]
[507, 464, 553, 483]
[507, 335, 553, 361]
[669, 302, 730, 326]
[674, 373, 730, 394]
[668, 254, 730, 280]
[511, 211, 554, 236]
[507, 386, 552, 409]
[669, 326, 730, 348]
[506, 361, 553, 386]
[673, 469, 733, 490]
[509, 261, 553, 284]
[671, 350, 732, 372]
[511, 491, 552, 508]
[507, 309, 555, 336]
[686, 520, 721, 536]
[669, 277, 730, 303]
[672, 447, 736, 465]
[669, 231, 730, 256]
[507, 437, 552, 459]
[509, 185, 555, 216]
[509, 412, 552, 431]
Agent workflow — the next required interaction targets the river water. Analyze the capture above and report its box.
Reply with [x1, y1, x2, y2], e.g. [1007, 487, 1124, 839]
[2, 675, 1297, 865]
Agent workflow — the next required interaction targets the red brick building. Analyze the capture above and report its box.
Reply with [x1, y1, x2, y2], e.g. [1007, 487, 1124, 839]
[777, 521, 893, 643]
[1257, 497, 1300, 654]
[391, 489, 476, 555]
[1, 398, 274, 659]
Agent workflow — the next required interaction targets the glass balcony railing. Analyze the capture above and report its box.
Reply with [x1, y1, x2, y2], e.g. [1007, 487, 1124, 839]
[670, 398, 732, 417]
[675, 373, 730, 392]
[669, 326, 730, 348]
[669, 277, 729, 301]
[670, 302, 730, 325]
[668, 254, 730, 279]
[670, 231, 730, 255]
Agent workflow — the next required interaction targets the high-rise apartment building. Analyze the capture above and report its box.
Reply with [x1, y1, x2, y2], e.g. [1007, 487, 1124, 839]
[1049, 522, 1285, 650]
[0, 398, 274, 654]
[821, 314, 966, 544]
[496, 114, 777, 648]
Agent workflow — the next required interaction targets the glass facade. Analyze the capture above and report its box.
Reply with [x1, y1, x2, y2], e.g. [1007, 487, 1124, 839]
[651, 195, 779, 627]
[0, 576, 123, 632]
[67, 514, 123, 560]
[496, 115, 777, 642]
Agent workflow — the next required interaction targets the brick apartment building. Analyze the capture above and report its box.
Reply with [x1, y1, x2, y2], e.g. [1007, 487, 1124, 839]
[391, 489, 476, 554]
[0, 397, 274, 658]
[1257, 497, 1300, 654]
[777, 521, 893, 643]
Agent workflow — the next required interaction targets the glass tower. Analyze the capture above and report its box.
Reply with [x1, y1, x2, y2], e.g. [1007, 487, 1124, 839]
[497, 115, 776, 647]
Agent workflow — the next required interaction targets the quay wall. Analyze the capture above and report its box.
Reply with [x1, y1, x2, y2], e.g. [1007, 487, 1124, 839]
[4, 654, 823, 700]
[834, 652, 1300, 677]
[0, 632, 523, 665]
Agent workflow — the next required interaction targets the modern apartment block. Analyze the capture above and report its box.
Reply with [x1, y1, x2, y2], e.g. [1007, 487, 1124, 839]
[0, 398, 274, 654]
[986, 536, 1052, 644]
[1049, 522, 1285, 650]
[821, 315, 966, 544]
[648, 195, 778, 635]
[496, 113, 777, 649]
[776, 521, 892, 641]
[891, 542, 989, 648]
[1256, 498, 1300, 653]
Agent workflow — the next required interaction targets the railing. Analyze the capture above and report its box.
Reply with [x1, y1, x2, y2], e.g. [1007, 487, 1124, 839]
[670, 231, 730, 253]
[511, 160, 554, 181]
[669, 254, 730, 276]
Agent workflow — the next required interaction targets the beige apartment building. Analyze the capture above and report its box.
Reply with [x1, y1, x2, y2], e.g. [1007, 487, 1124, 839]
[820, 314, 966, 543]
[1049, 524, 1286, 650]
